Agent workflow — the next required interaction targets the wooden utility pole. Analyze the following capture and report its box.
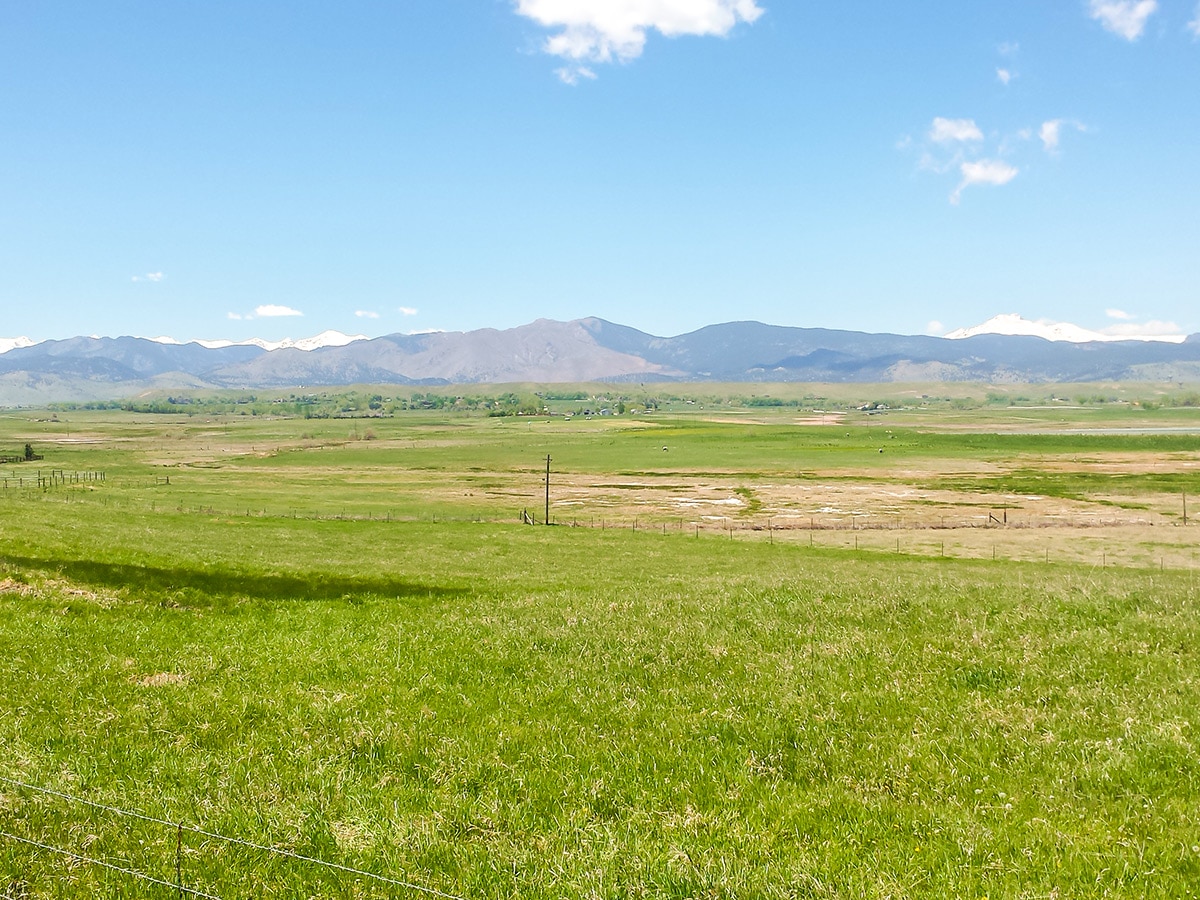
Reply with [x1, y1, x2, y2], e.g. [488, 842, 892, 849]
[545, 454, 551, 526]
[1185, 491, 1189, 526]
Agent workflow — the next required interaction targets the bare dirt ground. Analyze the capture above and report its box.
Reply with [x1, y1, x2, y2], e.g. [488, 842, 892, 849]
[545, 465, 1200, 570]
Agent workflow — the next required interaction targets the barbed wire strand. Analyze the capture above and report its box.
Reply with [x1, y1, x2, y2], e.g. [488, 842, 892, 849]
[0, 830, 223, 900]
[0, 776, 467, 900]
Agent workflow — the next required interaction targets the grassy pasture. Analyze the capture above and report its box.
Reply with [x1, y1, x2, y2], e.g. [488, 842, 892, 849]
[2, 394, 1200, 897]
[5, 398, 1197, 566]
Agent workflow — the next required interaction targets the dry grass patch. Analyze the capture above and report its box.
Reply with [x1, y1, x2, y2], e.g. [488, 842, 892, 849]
[134, 671, 188, 687]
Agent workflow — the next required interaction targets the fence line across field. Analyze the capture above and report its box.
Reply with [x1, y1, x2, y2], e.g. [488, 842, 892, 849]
[0, 776, 468, 900]
[0, 470, 104, 490]
[4, 474, 1192, 535]
[0, 831, 223, 899]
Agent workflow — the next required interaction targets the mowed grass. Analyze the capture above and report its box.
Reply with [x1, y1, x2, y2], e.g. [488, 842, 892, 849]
[3, 505, 1200, 897]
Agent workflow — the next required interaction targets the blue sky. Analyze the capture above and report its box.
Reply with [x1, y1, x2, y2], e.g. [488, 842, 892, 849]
[2, 1, 1198, 342]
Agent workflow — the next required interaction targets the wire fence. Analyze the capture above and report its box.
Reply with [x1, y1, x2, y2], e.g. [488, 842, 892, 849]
[0, 471, 104, 491]
[0, 831, 222, 899]
[0, 776, 467, 900]
[0, 465, 1192, 536]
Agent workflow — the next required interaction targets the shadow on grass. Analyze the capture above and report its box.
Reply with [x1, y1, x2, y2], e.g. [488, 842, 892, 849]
[0, 554, 466, 604]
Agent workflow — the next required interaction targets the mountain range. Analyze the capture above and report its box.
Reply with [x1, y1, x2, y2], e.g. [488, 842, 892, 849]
[2, 316, 1199, 405]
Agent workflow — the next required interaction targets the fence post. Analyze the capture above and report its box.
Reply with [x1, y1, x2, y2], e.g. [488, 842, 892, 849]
[177, 822, 184, 899]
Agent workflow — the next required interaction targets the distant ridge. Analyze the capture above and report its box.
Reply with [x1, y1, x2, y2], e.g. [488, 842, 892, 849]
[2, 317, 1200, 404]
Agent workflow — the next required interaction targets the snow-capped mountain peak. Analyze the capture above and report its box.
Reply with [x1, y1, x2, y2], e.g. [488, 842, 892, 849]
[155, 330, 369, 352]
[290, 330, 369, 351]
[944, 313, 1186, 344]
[0, 336, 36, 354]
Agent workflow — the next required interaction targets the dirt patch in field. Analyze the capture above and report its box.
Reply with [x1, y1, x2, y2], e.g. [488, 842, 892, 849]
[1031, 453, 1200, 474]
[546, 469, 1147, 531]
[792, 415, 847, 425]
[804, 522, 1200, 571]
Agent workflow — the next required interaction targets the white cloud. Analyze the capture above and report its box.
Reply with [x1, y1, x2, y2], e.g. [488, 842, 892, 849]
[1098, 310, 1185, 340]
[132, 272, 164, 283]
[929, 117, 983, 144]
[996, 68, 1013, 85]
[998, 41, 1020, 56]
[255, 304, 303, 318]
[907, 114, 1053, 204]
[1040, 120, 1064, 152]
[951, 159, 1018, 204]
[355, 310, 380, 319]
[945, 313, 1186, 343]
[1088, 0, 1158, 40]
[926, 320, 946, 336]
[516, 0, 764, 81]
[227, 312, 244, 320]
[1101, 319, 1184, 339]
[398, 306, 419, 316]
[1189, 4, 1200, 37]
[1039, 119, 1086, 153]
[556, 64, 597, 84]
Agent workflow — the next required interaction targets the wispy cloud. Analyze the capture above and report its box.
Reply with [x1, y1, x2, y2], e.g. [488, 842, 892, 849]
[907, 117, 1022, 203]
[132, 272, 164, 283]
[228, 305, 304, 320]
[929, 117, 983, 143]
[355, 310, 380, 319]
[952, 159, 1018, 205]
[1099, 309, 1185, 340]
[515, 0, 764, 82]
[996, 68, 1013, 85]
[926, 320, 946, 336]
[557, 65, 597, 85]
[1189, 3, 1200, 37]
[1088, 0, 1158, 40]
[398, 306, 419, 316]
[1039, 118, 1087, 153]
[1101, 319, 1184, 339]
[255, 304, 303, 318]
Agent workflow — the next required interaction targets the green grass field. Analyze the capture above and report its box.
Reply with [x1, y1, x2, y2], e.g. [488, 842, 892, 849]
[2, 394, 1200, 897]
